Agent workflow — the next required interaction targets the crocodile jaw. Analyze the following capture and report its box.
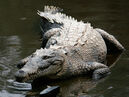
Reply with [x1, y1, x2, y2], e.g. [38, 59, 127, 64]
[15, 49, 64, 82]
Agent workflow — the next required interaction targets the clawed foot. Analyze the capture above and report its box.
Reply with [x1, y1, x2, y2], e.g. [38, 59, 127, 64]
[92, 68, 111, 81]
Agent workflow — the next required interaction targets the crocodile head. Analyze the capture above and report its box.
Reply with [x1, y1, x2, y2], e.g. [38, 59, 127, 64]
[15, 48, 64, 82]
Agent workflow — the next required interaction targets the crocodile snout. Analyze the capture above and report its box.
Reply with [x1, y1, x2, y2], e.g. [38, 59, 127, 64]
[15, 70, 27, 82]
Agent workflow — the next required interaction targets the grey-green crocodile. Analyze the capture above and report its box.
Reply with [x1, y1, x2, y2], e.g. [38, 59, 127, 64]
[15, 6, 124, 82]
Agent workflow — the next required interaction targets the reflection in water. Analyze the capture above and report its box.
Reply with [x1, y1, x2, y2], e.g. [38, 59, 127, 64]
[30, 77, 97, 97]
[0, 36, 21, 74]
[7, 79, 31, 91]
[0, 0, 129, 97]
[0, 90, 24, 97]
[0, 36, 24, 96]
[0, 36, 21, 92]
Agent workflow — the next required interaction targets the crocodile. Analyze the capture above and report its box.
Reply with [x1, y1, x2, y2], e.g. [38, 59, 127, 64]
[15, 6, 124, 82]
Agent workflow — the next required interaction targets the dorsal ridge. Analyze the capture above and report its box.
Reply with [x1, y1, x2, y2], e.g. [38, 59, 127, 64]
[44, 5, 63, 14]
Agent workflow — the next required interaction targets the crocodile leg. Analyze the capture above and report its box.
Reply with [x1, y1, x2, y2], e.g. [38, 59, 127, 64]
[43, 28, 61, 39]
[42, 28, 61, 48]
[95, 28, 125, 52]
[92, 67, 110, 80]
[87, 62, 110, 80]
[71, 62, 110, 80]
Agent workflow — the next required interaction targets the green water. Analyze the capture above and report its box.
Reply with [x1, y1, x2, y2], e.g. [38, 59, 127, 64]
[0, 0, 129, 97]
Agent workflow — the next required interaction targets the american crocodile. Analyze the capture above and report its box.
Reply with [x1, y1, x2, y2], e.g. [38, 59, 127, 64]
[15, 6, 124, 82]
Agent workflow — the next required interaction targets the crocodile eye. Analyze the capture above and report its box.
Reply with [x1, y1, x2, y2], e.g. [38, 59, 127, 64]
[42, 56, 50, 59]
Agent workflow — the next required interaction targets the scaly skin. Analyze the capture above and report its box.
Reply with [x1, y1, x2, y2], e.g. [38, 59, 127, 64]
[15, 6, 124, 82]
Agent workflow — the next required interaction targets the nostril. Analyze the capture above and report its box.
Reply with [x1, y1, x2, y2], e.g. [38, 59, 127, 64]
[15, 70, 26, 78]
[15, 70, 27, 82]
[19, 70, 24, 74]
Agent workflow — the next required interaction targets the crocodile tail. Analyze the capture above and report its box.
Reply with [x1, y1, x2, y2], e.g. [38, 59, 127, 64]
[44, 5, 63, 14]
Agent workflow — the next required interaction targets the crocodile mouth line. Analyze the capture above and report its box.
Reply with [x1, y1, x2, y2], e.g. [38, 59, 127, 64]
[15, 72, 37, 82]
[15, 65, 50, 82]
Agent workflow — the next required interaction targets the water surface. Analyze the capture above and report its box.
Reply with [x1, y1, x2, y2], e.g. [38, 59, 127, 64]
[0, 0, 129, 97]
